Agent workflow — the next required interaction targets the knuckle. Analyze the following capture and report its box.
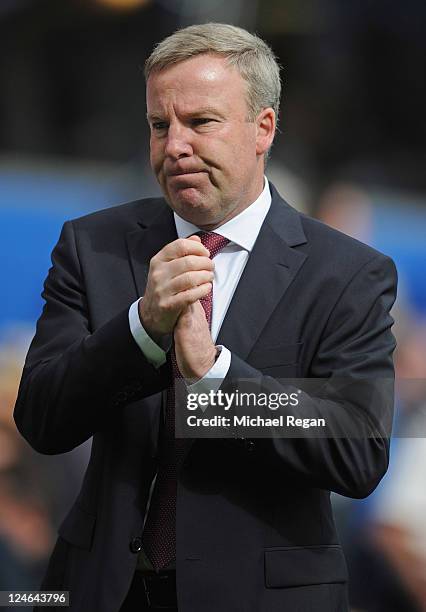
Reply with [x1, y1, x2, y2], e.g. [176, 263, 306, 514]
[186, 272, 195, 288]
[177, 272, 188, 290]
[179, 256, 189, 272]
[158, 297, 171, 311]
[183, 255, 193, 271]
[176, 239, 187, 256]
[153, 286, 163, 301]
[150, 269, 161, 284]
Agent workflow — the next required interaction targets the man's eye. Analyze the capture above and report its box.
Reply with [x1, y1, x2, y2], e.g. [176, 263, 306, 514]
[152, 122, 168, 131]
[192, 118, 214, 126]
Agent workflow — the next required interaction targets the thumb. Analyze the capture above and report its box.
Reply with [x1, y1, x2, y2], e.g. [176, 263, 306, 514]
[187, 234, 210, 257]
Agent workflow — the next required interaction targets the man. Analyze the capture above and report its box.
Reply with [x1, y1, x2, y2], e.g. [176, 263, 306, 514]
[14, 23, 397, 612]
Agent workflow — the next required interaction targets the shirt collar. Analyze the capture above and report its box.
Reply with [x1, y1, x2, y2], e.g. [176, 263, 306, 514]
[173, 176, 271, 252]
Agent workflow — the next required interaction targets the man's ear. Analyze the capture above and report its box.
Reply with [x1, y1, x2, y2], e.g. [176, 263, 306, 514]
[255, 107, 276, 156]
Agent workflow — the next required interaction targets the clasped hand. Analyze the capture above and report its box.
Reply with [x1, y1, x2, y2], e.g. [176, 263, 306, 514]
[139, 236, 217, 380]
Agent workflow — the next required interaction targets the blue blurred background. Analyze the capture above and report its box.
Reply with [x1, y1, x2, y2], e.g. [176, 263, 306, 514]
[1, 1, 426, 610]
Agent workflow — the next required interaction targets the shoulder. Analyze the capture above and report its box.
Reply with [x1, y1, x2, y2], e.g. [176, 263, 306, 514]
[268, 182, 396, 286]
[270, 183, 393, 268]
[300, 213, 397, 291]
[300, 212, 385, 263]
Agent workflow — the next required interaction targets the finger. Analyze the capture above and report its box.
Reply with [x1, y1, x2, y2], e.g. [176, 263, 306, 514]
[191, 299, 206, 315]
[167, 255, 214, 277]
[179, 304, 193, 316]
[166, 283, 212, 310]
[169, 270, 215, 294]
[175, 303, 194, 324]
[158, 238, 209, 262]
[187, 235, 202, 243]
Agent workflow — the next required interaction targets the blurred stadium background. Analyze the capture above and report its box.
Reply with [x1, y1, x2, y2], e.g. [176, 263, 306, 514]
[1, 1, 425, 610]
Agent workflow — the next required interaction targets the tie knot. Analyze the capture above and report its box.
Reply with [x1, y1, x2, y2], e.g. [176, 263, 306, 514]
[196, 232, 230, 259]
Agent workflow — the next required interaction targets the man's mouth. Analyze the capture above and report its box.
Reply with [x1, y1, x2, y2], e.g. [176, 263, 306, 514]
[167, 170, 206, 178]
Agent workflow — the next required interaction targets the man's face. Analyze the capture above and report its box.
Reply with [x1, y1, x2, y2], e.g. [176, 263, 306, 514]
[146, 53, 273, 229]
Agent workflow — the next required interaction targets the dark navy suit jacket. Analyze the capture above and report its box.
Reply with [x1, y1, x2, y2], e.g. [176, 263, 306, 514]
[14, 183, 397, 611]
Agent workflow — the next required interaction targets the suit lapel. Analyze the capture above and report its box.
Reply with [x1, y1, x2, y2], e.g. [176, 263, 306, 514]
[216, 184, 308, 359]
[125, 187, 308, 361]
[126, 202, 177, 298]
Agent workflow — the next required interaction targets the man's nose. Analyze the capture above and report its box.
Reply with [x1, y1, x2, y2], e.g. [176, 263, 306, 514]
[164, 123, 193, 159]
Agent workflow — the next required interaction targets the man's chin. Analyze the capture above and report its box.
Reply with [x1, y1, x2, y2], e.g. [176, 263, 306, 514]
[167, 189, 218, 225]
[172, 186, 204, 206]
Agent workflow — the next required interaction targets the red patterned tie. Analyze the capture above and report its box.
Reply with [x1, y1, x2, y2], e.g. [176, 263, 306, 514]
[142, 232, 230, 571]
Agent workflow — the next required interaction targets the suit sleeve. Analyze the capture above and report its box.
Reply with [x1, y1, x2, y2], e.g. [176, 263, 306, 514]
[14, 221, 171, 455]
[221, 254, 397, 499]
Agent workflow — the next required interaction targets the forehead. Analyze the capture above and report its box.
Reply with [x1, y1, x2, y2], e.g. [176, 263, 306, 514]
[146, 53, 248, 115]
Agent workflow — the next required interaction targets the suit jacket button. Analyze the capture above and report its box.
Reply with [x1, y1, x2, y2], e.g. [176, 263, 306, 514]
[129, 536, 142, 553]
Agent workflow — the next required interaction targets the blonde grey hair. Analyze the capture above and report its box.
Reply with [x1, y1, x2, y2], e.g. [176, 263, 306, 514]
[144, 23, 282, 122]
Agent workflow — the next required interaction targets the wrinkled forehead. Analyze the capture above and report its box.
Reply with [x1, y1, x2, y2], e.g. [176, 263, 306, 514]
[146, 54, 249, 115]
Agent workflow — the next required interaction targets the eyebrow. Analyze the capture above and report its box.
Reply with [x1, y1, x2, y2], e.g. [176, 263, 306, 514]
[190, 107, 226, 118]
[146, 107, 226, 122]
[146, 113, 163, 123]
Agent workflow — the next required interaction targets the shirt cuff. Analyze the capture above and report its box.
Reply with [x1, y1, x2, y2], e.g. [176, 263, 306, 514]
[128, 298, 169, 368]
[187, 346, 231, 411]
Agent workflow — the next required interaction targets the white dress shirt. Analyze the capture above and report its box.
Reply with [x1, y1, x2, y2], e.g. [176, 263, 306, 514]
[129, 177, 271, 391]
